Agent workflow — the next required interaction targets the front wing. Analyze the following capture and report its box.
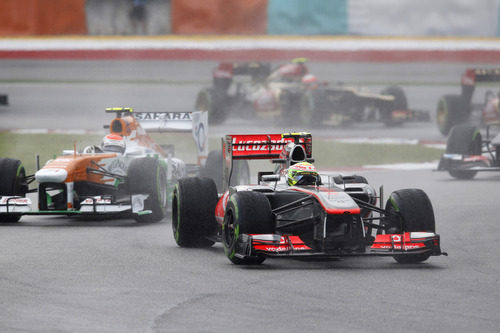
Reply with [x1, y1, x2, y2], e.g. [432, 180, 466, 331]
[437, 154, 500, 173]
[232, 232, 446, 260]
[0, 195, 152, 217]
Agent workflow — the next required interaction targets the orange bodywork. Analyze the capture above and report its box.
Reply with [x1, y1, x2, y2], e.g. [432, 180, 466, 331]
[40, 112, 166, 185]
[42, 154, 117, 184]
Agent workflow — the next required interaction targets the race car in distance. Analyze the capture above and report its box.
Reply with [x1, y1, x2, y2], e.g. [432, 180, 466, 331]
[0, 93, 7, 106]
[437, 123, 500, 179]
[436, 68, 500, 135]
[195, 58, 428, 127]
[172, 132, 445, 265]
[0, 107, 222, 223]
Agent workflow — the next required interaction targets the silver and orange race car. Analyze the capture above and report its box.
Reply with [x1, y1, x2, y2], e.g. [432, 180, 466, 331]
[0, 107, 210, 223]
[172, 132, 446, 265]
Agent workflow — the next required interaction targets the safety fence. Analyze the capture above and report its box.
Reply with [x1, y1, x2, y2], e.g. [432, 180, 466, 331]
[0, 0, 499, 37]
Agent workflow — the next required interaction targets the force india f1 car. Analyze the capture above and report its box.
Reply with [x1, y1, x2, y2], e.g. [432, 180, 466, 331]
[0, 107, 212, 223]
[436, 68, 500, 135]
[172, 132, 446, 265]
[195, 58, 429, 127]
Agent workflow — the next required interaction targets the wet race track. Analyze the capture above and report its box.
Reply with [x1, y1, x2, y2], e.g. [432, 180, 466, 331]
[1, 60, 500, 332]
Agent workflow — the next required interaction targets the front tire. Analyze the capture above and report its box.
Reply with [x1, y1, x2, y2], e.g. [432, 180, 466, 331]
[385, 189, 436, 264]
[446, 125, 482, 179]
[0, 158, 28, 223]
[128, 157, 168, 223]
[172, 177, 218, 247]
[223, 191, 273, 265]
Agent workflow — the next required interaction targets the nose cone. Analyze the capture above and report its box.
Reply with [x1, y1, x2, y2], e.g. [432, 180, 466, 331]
[35, 168, 68, 183]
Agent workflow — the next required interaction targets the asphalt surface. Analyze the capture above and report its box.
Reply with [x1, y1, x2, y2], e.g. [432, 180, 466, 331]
[1, 60, 500, 332]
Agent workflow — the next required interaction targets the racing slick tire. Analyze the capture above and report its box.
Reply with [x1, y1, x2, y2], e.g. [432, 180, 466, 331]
[223, 191, 273, 265]
[195, 87, 228, 125]
[127, 157, 168, 223]
[436, 94, 470, 136]
[172, 177, 218, 247]
[385, 189, 436, 264]
[445, 125, 482, 179]
[380, 86, 408, 126]
[200, 150, 250, 192]
[300, 89, 326, 127]
[0, 158, 28, 222]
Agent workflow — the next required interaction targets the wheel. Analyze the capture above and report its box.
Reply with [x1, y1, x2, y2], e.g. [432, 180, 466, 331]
[436, 94, 470, 136]
[172, 177, 218, 247]
[445, 125, 482, 179]
[200, 150, 250, 192]
[223, 191, 273, 265]
[300, 90, 325, 127]
[0, 158, 28, 223]
[195, 87, 228, 124]
[380, 86, 408, 126]
[127, 157, 168, 223]
[278, 90, 302, 123]
[385, 189, 436, 264]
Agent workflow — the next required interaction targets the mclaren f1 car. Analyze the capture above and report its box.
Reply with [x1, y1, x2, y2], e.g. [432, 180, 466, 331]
[0, 107, 215, 223]
[172, 132, 446, 265]
[195, 58, 428, 127]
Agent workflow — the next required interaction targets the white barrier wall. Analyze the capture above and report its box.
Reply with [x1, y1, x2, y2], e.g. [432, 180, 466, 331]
[349, 0, 500, 37]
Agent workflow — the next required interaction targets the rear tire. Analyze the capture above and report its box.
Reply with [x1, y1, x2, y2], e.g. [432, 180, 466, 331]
[300, 89, 325, 127]
[172, 177, 218, 247]
[446, 125, 482, 179]
[436, 94, 470, 136]
[128, 157, 168, 223]
[223, 191, 273, 265]
[195, 87, 228, 124]
[380, 86, 407, 126]
[0, 158, 28, 223]
[200, 150, 250, 192]
[385, 189, 435, 264]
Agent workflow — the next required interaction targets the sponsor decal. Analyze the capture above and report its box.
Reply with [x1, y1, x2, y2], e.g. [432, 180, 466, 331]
[0, 197, 30, 205]
[194, 122, 206, 152]
[231, 136, 290, 153]
[134, 112, 192, 121]
[82, 197, 112, 204]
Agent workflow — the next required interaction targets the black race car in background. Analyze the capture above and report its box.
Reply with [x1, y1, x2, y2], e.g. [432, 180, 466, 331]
[436, 68, 500, 135]
[195, 59, 429, 127]
[172, 132, 445, 265]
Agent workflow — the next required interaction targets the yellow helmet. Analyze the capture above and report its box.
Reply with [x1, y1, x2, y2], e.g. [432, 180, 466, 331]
[287, 162, 319, 186]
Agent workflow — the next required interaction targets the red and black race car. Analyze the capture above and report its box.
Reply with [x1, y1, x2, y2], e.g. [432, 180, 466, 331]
[195, 59, 428, 127]
[436, 68, 500, 135]
[172, 132, 446, 265]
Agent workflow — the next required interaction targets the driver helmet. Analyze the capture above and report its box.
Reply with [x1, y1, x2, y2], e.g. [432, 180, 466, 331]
[287, 161, 319, 186]
[101, 134, 126, 153]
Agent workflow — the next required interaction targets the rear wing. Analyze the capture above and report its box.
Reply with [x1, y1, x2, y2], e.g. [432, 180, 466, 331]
[213, 62, 271, 80]
[461, 68, 500, 86]
[222, 132, 312, 190]
[105, 107, 208, 165]
[460, 69, 500, 104]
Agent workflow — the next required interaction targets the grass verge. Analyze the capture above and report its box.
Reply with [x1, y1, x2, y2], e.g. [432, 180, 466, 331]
[0, 132, 444, 175]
